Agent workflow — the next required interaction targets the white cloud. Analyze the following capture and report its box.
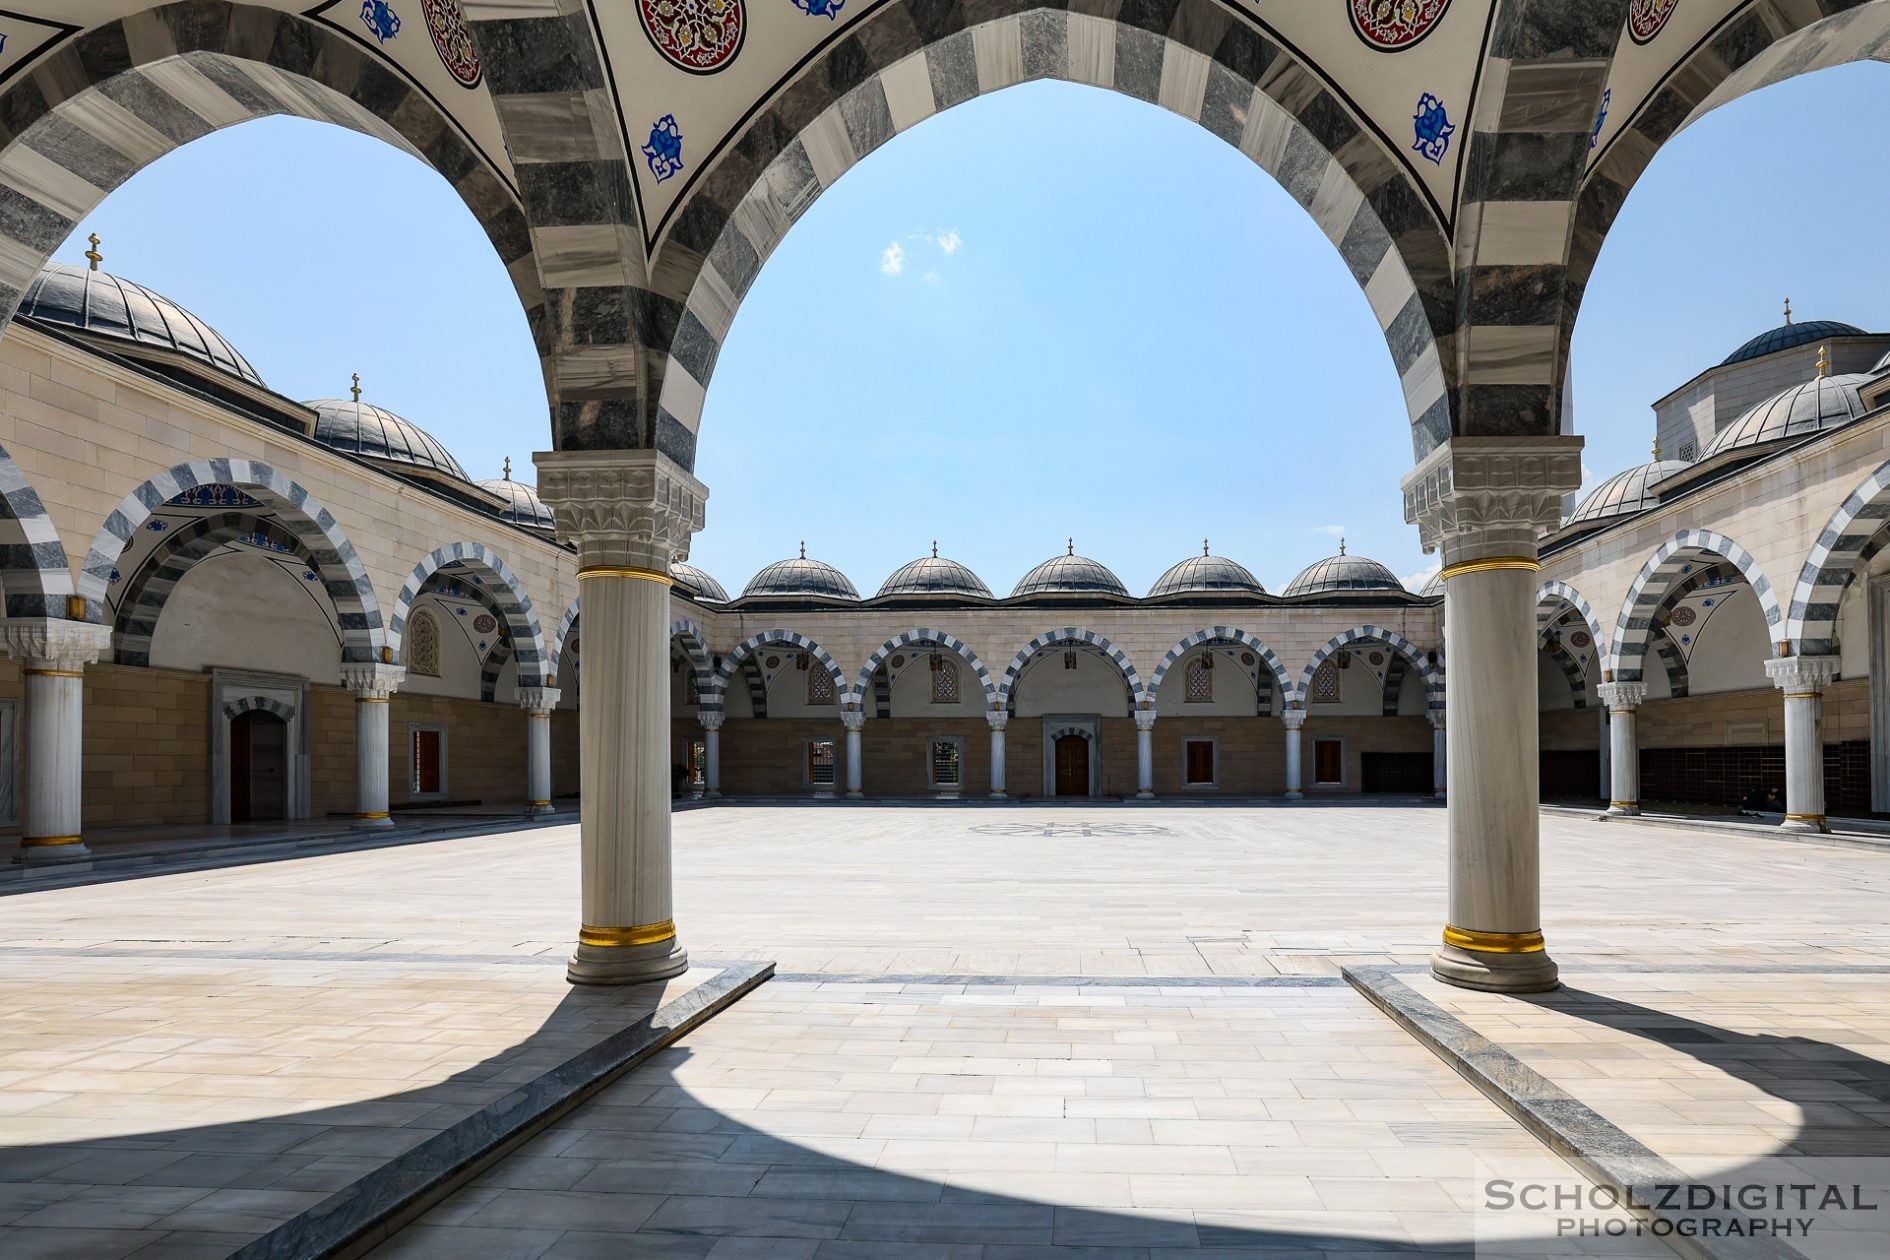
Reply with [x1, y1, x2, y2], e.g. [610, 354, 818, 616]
[1404, 561, 1442, 591]
[921, 270, 942, 285]
[879, 242, 905, 276]
[932, 228, 963, 255]
[1311, 524, 1346, 537]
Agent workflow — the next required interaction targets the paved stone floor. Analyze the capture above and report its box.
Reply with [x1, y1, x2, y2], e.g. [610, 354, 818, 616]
[2, 804, 1887, 1257]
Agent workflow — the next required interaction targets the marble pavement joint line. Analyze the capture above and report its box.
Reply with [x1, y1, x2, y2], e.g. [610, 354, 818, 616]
[228, 959, 774, 1260]
[1341, 965, 1807, 1260]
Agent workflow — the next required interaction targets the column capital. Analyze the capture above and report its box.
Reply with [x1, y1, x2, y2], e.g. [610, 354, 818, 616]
[1595, 680, 1646, 711]
[1280, 708, 1307, 730]
[1133, 710, 1158, 732]
[1765, 655, 1839, 694]
[341, 662, 406, 699]
[534, 449, 708, 570]
[839, 707, 867, 732]
[986, 708, 1009, 732]
[1401, 437, 1583, 564]
[518, 686, 562, 714]
[698, 711, 724, 732]
[0, 618, 113, 670]
[1427, 707, 1446, 730]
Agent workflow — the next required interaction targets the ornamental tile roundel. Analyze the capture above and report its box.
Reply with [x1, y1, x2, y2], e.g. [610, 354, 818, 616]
[422, 0, 480, 87]
[1350, 0, 1452, 51]
[473, 613, 498, 634]
[639, 0, 745, 74]
[1628, 0, 1678, 45]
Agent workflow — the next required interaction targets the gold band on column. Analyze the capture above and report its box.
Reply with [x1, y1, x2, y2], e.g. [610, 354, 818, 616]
[1438, 556, 1540, 581]
[356, 697, 388, 704]
[527, 799, 551, 807]
[1442, 925, 1546, 954]
[354, 811, 390, 820]
[1608, 709, 1636, 717]
[24, 668, 84, 678]
[1782, 692, 1822, 700]
[1608, 800, 1637, 809]
[577, 565, 673, 585]
[20, 835, 83, 847]
[579, 920, 676, 948]
[1784, 812, 1826, 823]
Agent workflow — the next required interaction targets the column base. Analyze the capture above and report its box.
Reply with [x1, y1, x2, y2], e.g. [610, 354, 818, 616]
[1430, 943, 1559, 994]
[1604, 801, 1639, 817]
[705, 789, 721, 799]
[351, 813, 396, 830]
[18, 838, 89, 861]
[567, 937, 689, 986]
[524, 802, 555, 817]
[1780, 814, 1829, 834]
[845, 790, 864, 800]
[989, 790, 1007, 800]
[1433, 791, 1447, 801]
[1284, 790, 1303, 801]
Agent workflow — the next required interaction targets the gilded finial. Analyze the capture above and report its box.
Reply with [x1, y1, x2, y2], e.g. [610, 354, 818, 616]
[84, 233, 102, 271]
[502, 456, 512, 480]
[799, 540, 806, 560]
[1783, 297, 1792, 325]
[1817, 344, 1830, 378]
[349, 372, 361, 402]
[1067, 537, 1074, 556]
[1652, 436, 1661, 461]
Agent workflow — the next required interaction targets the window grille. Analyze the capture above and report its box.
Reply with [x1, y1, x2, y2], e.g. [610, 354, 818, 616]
[408, 610, 441, 677]
[1185, 654, 1213, 703]
[931, 657, 960, 703]
[929, 739, 962, 788]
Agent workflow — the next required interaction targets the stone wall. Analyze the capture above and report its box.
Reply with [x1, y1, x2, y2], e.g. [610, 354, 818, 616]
[79, 663, 213, 828]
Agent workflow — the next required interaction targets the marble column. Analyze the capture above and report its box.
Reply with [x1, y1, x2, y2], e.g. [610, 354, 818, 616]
[988, 709, 1008, 799]
[1403, 436, 1581, 994]
[700, 711, 723, 798]
[1594, 681, 1645, 816]
[1766, 655, 1840, 833]
[1, 620, 112, 859]
[340, 663, 404, 828]
[1429, 709, 1447, 799]
[1281, 708, 1306, 799]
[537, 450, 706, 987]
[1133, 709, 1156, 799]
[518, 686, 561, 816]
[842, 707, 865, 799]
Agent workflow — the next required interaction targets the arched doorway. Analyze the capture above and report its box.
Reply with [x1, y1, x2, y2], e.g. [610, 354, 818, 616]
[229, 709, 288, 824]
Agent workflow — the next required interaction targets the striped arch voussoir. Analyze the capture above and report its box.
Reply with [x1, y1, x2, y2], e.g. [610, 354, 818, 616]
[0, 439, 73, 618]
[850, 629, 998, 710]
[1787, 458, 1890, 658]
[549, 597, 581, 684]
[390, 543, 549, 688]
[1147, 627, 1292, 711]
[712, 631, 847, 710]
[997, 628, 1144, 710]
[1608, 530, 1781, 684]
[1296, 626, 1441, 710]
[671, 617, 715, 704]
[222, 695, 295, 722]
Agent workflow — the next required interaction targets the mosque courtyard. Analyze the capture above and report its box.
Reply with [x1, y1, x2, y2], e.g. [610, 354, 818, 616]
[1, 805, 1886, 1258]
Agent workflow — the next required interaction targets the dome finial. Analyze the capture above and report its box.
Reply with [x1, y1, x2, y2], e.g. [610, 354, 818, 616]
[799, 540, 806, 560]
[1339, 536, 1346, 556]
[1817, 344, 1830, 378]
[502, 456, 512, 481]
[1203, 538, 1210, 557]
[1652, 435, 1661, 461]
[84, 233, 103, 272]
[1783, 297, 1792, 325]
[350, 372, 362, 402]
[931, 540, 938, 558]
[1067, 537, 1074, 556]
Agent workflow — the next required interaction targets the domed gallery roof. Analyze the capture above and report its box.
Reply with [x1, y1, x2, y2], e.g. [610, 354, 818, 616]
[1011, 543, 1130, 598]
[1703, 371, 1871, 458]
[476, 467, 555, 530]
[1281, 543, 1404, 598]
[1565, 459, 1690, 526]
[742, 545, 859, 600]
[877, 545, 993, 599]
[305, 392, 471, 480]
[1720, 317, 1866, 367]
[1419, 570, 1444, 598]
[1147, 544, 1265, 598]
[671, 562, 728, 602]
[19, 260, 265, 387]
[1873, 344, 1890, 373]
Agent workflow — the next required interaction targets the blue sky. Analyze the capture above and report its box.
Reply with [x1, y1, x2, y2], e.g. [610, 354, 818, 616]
[56, 61, 1889, 596]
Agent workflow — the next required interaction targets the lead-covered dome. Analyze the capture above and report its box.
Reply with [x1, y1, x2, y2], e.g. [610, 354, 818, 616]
[477, 477, 554, 530]
[1420, 570, 1443, 598]
[1147, 546, 1264, 598]
[878, 547, 992, 599]
[1281, 545, 1404, 598]
[1011, 544, 1129, 598]
[1874, 345, 1890, 373]
[1703, 373, 1870, 457]
[742, 546, 858, 600]
[19, 262, 265, 386]
[1720, 319, 1865, 367]
[1566, 459, 1689, 526]
[306, 397, 470, 480]
[671, 562, 728, 602]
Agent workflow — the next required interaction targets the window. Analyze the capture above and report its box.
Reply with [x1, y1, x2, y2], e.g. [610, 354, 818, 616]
[408, 609, 441, 677]
[688, 739, 706, 787]
[1313, 737, 1345, 786]
[1185, 654, 1213, 703]
[929, 738, 963, 790]
[1183, 737, 1216, 788]
[410, 724, 447, 796]
[1310, 658, 1340, 703]
[931, 655, 960, 704]
[805, 738, 836, 788]
[1063, 650, 1077, 670]
[1678, 440, 1697, 462]
[807, 664, 835, 705]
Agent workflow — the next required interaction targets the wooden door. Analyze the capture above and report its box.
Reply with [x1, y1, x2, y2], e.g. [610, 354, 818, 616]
[414, 729, 443, 794]
[1185, 740, 1215, 785]
[247, 713, 288, 820]
[1054, 735, 1089, 796]
[231, 712, 255, 822]
[1313, 738, 1344, 786]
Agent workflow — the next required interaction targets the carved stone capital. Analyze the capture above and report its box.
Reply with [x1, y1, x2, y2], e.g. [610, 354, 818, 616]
[698, 711, 725, 732]
[1133, 710, 1158, 732]
[1427, 707, 1446, 730]
[1595, 681, 1646, 711]
[534, 449, 708, 571]
[840, 708, 867, 732]
[517, 686, 562, 714]
[1401, 437, 1584, 564]
[0, 619, 113, 671]
[1280, 708, 1307, 730]
[986, 709, 1009, 732]
[340, 662, 406, 699]
[1765, 655, 1840, 694]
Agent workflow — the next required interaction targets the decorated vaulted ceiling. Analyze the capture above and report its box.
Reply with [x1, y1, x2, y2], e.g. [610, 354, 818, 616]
[4, 0, 1783, 262]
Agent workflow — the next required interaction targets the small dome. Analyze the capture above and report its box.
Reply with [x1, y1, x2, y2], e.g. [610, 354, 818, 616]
[1281, 546, 1404, 598]
[1565, 460, 1689, 526]
[1011, 545, 1129, 598]
[1873, 345, 1890, 373]
[671, 561, 728, 602]
[1420, 570, 1443, 598]
[1147, 548, 1264, 598]
[878, 548, 992, 599]
[476, 477, 555, 530]
[1720, 319, 1866, 367]
[1704, 373, 1870, 457]
[742, 547, 859, 600]
[19, 262, 264, 386]
[306, 397, 470, 480]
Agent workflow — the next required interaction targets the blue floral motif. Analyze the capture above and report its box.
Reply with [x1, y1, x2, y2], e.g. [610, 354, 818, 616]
[1411, 93, 1454, 165]
[360, 0, 401, 44]
[145, 519, 168, 532]
[1589, 88, 1610, 151]
[304, 570, 319, 582]
[109, 569, 121, 586]
[791, 0, 845, 17]
[642, 115, 685, 183]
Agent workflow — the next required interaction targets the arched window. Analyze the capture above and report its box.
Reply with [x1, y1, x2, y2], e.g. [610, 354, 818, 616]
[806, 662, 835, 705]
[1185, 654, 1213, 703]
[1310, 658, 1340, 704]
[931, 655, 960, 704]
[408, 609, 441, 677]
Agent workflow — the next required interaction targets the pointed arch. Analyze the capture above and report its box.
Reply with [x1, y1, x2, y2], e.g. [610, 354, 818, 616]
[711, 631, 848, 714]
[1607, 530, 1782, 685]
[389, 543, 548, 688]
[1536, 581, 1607, 663]
[670, 618, 714, 703]
[1787, 457, 1890, 658]
[850, 630, 998, 712]
[1296, 627, 1441, 711]
[78, 458, 384, 662]
[997, 628, 1145, 711]
[1147, 627, 1293, 711]
[0, 439, 74, 619]
[548, 597, 581, 686]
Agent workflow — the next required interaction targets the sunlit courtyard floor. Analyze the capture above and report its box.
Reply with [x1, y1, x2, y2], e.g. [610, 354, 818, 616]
[2, 804, 1888, 1257]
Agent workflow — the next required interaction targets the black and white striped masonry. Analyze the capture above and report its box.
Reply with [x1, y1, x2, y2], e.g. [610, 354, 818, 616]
[997, 627, 1146, 712]
[0, 439, 75, 620]
[1787, 455, 1890, 659]
[1608, 529, 1782, 686]
[1147, 628, 1291, 715]
[1296, 625, 1442, 713]
[388, 542, 549, 689]
[111, 512, 316, 668]
[709, 630, 848, 716]
[850, 629, 997, 712]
